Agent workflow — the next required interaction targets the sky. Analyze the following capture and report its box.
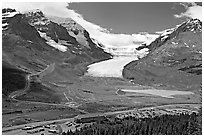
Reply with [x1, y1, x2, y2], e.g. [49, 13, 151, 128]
[2, 1, 202, 49]
[68, 2, 188, 34]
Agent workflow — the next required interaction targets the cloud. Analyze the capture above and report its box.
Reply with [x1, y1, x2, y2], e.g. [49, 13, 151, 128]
[64, 4, 159, 48]
[2, 2, 70, 18]
[2, 2, 159, 51]
[174, 2, 202, 21]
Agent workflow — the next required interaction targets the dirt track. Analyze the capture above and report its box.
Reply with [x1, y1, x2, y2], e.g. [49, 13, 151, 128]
[8, 63, 87, 114]
[4, 63, 201, 134]
[8, 64, 55, 101]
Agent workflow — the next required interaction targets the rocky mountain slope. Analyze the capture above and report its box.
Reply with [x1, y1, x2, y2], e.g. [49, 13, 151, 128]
[2, 8, 111, 74]
[47, 16, 89, 47]
[2, 8, 112, 101]
[123, 19, 202, 90]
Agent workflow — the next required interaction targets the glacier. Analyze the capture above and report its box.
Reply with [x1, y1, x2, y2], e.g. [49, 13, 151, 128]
[86, 48, 149, 77]
[86, 56, 139, 78]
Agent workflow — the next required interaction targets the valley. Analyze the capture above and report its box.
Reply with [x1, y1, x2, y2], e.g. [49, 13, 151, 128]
[2, 61, 201, 134]
[2, 5, 202, 135]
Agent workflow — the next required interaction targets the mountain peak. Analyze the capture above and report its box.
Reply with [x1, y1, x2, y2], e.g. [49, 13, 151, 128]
[24, 9, 44, 17]
[2, 8, 20, 30]
[182, 18, 202, 32]
[24, 9, 50, 27]
[136, 18, 202, 52]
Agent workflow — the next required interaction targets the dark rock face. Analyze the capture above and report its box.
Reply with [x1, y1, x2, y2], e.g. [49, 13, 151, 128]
[47, 15, 112, 60]
[123, 19, 202, 90]
[8, 14, 44, 42]
[2, 8, 16, 13]
[83, 30, 112, 61]
[24, 9, 111, 62]
[25, 10, 78, 44]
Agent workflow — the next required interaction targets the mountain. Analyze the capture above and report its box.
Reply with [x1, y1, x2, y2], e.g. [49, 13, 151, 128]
[2, 8, 111, 72]
[24, 9, 112, 61]
[47, 16, 89, 47]
[123, 19, 202, 90]
[2, 8, 112, 99]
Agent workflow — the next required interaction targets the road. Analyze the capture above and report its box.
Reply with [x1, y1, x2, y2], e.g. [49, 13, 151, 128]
[8, 63, 55, 101]
[63, 92, 70, 102]
[7, 63, 87, 113]
[2, 102, 200, 134]
[4, 63, 201, 134]
[8, 74, 30, 101]
[2, 117, 76, 133]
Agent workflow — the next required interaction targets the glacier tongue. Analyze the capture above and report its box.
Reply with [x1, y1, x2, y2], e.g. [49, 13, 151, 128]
[86, 47, 149, 77]
[86, 56, 139, 78]
[85, 35, 151, 77]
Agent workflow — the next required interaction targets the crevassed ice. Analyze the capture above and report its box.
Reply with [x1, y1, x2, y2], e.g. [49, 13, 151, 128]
[103, 44, 149, 56]
[86, 46, 149, 77]
[86, 56, 139, 78]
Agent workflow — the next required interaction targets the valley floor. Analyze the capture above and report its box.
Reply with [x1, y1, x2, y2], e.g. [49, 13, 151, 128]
[2, 59, 201, 135]
[2, 73, 201, 135]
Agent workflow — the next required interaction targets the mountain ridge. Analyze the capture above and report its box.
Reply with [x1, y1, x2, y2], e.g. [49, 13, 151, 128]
[123, 18, 202, 90]
[2, 8, 112, 72]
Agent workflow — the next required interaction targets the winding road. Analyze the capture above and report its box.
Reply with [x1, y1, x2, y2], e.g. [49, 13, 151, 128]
[2, 102, 200, 134]
[3, 63, 201, 134]
[8, 63, 87, 114]
[9, 75, 30, 101]
[8, 63, 55, 101]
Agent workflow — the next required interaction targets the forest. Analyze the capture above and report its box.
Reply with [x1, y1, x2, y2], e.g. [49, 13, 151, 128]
[64, 110, 202, 135]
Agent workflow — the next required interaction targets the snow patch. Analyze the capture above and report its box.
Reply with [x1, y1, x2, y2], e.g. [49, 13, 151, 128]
[2, 23, 8, 30]
[156, 28, 175, 36]
[184, 42, 189, 47]
[191, 28, 195, 31]
[27, 40, 33, 43]
[2, 11, 19, 18]
[161, 35, 168, 41]
[38, 31, 67, 52]
[171, 42, 178, 44]
[2, 23, 8, 27]
[32, 20, 49, 26]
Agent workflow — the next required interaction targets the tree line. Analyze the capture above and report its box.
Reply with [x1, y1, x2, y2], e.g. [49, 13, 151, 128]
[63, 110, 202, 135]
